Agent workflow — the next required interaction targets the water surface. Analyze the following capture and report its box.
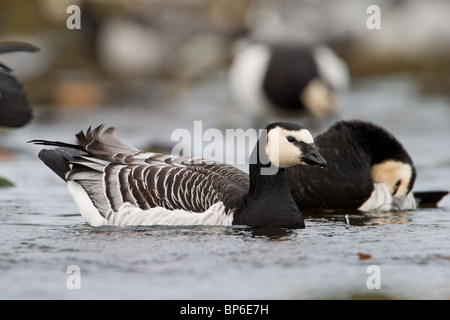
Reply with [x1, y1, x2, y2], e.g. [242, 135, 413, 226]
[0, 76, 449, 299]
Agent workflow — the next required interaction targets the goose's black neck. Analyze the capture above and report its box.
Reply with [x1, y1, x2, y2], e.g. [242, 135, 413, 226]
[232, 139, 305, 229]
[246, 163, 287, 197]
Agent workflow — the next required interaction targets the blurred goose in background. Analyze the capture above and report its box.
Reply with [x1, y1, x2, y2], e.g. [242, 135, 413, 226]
[95, 15, 165, 79]
[228, 41, 350, 128]
[286, 120, 448, 211]
[31, 122, 326, 229]
[0, 41, 39, 128]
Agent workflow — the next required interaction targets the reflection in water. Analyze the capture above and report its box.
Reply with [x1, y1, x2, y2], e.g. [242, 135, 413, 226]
[222, 225, 295, 241]
[360, 211, 412, 226]
[245, 226, 295, 240]
[304, 209, 413, 226]
[71, 221, 297, 241]
[66, 210, 413, 239]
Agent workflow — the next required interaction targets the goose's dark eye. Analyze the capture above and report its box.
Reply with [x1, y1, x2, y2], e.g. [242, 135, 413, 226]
[286, 136, 296, 143]
[392, 179, 401, 195]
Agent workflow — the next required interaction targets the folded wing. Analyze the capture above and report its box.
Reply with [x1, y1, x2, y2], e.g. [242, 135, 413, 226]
[34, 125, 250, 217]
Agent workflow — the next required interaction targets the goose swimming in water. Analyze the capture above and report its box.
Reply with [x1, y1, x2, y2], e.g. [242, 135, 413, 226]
[286, 120, 417, 212]
[31, 123, 326, 228]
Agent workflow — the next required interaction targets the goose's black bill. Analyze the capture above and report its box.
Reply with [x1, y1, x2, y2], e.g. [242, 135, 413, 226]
[301, 146, 327, 168]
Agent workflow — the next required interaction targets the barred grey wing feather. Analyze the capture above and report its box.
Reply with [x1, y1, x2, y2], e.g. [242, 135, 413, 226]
[34, 125, 250, 218]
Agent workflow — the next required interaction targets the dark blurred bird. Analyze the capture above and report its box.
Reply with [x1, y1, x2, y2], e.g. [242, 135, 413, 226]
[229, 41, 350, 127]
[0, 41, 39, 128]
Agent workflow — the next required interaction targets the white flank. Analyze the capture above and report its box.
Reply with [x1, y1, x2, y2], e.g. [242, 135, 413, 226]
[228, 43, 272, 115]
[105, 201, 233, 227]
[358, 183, 417, 212]
[68, 179, 233, 227]
[67, 181, 107, 226]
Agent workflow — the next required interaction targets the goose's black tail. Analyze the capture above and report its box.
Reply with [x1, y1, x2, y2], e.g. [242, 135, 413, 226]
[414, 191, 449, 208]
[29, 125, 137, 182]
[29, 139, 86, 181]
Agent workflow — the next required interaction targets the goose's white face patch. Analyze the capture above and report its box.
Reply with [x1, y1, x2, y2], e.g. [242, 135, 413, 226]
[371, 160, 414, 197]
[266, 127, 314, 168]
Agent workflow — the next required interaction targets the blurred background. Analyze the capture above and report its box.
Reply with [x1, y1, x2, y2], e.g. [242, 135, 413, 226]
[1, 0, 448, 120]
[0, 0, 449, 178]
[1, 0, 449, 182]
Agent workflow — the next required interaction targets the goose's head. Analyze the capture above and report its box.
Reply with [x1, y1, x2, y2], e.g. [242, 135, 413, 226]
[371, 160, 416, 197]
[265, 122, 327, 169]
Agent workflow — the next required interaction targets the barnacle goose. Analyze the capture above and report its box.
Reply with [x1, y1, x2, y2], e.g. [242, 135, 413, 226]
[228, 41, 350, 125]
[0, 42, 39, 128]
[31, 123, 326, 228]
[286, 120, 418, 211]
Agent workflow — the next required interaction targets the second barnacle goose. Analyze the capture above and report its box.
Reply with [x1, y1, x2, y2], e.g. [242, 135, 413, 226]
[30, 122, 326, 228]
[286, 120, 417, 211]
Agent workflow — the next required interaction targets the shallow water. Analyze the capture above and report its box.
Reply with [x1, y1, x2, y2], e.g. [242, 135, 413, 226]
[0, 75, 449, 299]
